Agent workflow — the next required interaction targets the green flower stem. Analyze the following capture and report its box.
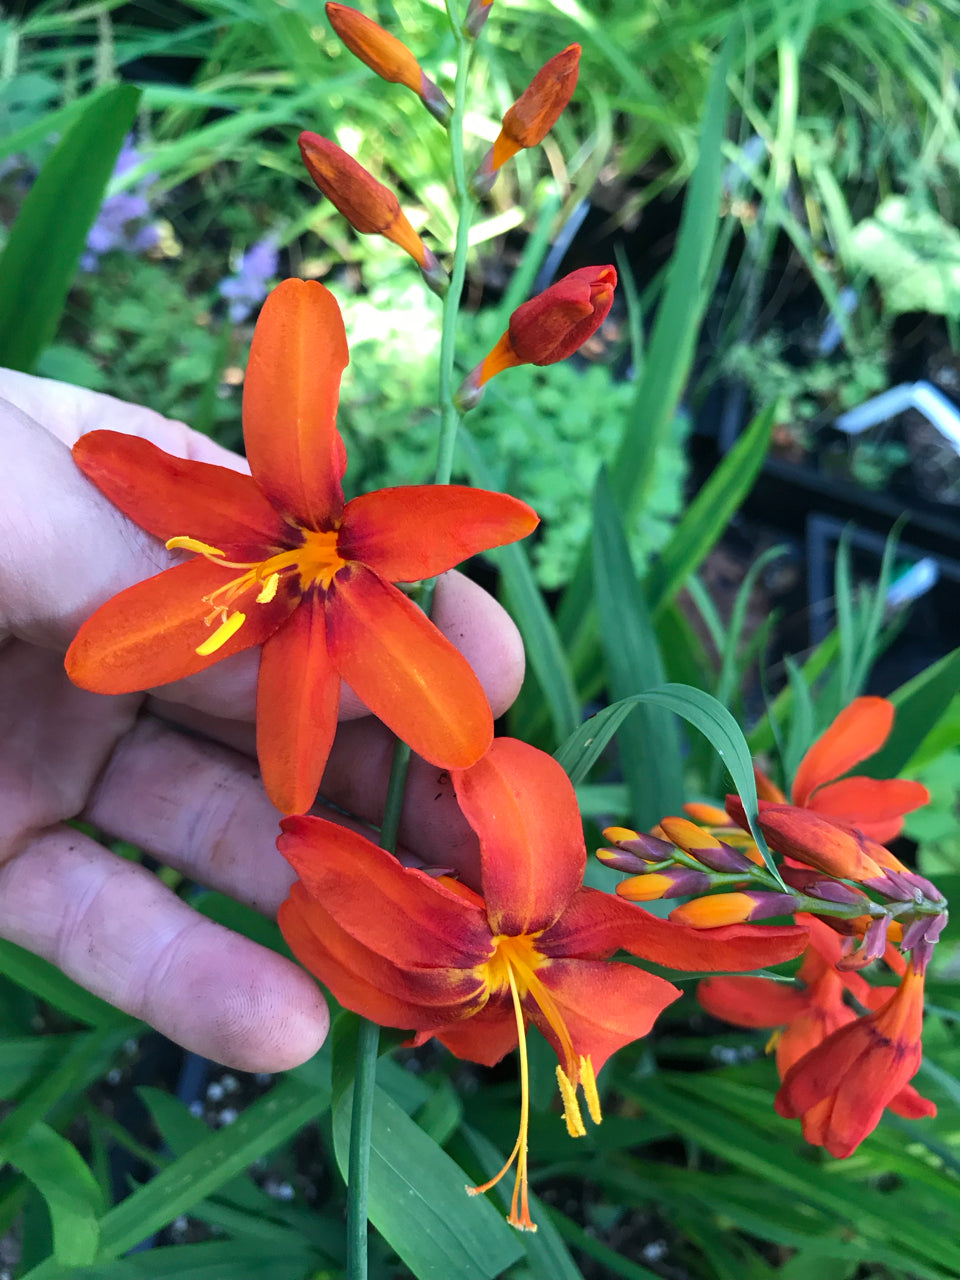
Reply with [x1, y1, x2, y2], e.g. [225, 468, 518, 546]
[345, 18, 476, 1276]
[346, 1016, 380, 1280]
[434, 17, 475, 491]
[346, 738, 411, 1280]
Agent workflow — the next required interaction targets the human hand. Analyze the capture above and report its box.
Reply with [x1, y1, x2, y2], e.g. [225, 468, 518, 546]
[0, 370, 523, 1070]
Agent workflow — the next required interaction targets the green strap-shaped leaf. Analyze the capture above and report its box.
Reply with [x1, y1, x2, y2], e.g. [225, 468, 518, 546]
[8, 1123, 102, 1266]
[592, 468, 684, 827]
[647, 407, 775, 616]
[0, 81, 141, 372]
[555, 682, 786, 887]
[332, 1083, 523, 1280]
[861, 643, 960, 778]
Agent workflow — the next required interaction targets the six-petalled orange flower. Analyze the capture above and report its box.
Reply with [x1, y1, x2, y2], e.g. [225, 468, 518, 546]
[277, 738, 808, 1230]
[699, 914, 935, 1157]
[756, 697, 929, 842]
[65, 279, 538, 814]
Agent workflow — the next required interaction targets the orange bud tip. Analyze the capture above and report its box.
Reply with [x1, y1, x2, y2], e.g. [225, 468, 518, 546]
[420, 245, 449, 297]
[464, 0, 493, 38]
[670, 890, 798, 927]
[682, 801, 734, 826]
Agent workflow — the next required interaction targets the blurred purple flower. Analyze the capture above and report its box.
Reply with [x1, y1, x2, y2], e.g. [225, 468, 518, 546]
[81, 136, 161, 272]
[217, 238, 280, 323]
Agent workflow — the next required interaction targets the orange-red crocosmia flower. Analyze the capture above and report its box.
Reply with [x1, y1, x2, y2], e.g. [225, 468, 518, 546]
[457, 266, 616, 408]
[700, 916, 935, 1156]
[299, 132, 447, 293]
[759, 697, 929, 842]
[473, 44, 581, 193]
[775, 960, 932, 1157]
[278, 738, 809, 1230]
[326, 4, 451, 124]
[65, 279, 538, 815]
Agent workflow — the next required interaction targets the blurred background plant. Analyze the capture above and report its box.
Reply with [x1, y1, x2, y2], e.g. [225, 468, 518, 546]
[3, 0, 960, 1277]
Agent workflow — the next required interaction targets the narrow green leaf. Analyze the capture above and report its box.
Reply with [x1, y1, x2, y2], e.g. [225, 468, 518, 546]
[556, 37, 734, 648]
[781, 655, 816, 782]
[648, 408, 776, 615]
[8, 1124, 102, 1266]
[0, 82, 141, 371]
[862, 652, 960, 780]
[555, 684, 785, 888]
[0, 1035, 80, 1102]
[0, 938, 135, 1029]
[332, 1084, 522, 1280]
[592, 468, 684, 827]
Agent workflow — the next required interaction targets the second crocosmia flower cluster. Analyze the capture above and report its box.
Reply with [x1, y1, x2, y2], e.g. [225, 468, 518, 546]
[278, 739, 808, 1230]
[66, 279, 538, 814]
[600, 696, 947, 1158]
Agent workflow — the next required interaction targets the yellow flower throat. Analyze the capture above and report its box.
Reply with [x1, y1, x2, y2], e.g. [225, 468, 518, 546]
[468, 933, 601, 1232]
[166, 530, 348, 655]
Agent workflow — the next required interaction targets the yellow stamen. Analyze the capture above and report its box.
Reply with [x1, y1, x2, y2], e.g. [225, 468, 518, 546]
[764, 1029, 781, 1056]
[467, 965, 537, 1232]
[196, 610, 246, 656]
[166, 536, 226, 557]
[166, 525, 348, 654]
[556, 1064, 586, 1138]
[579, 1055, 602, 1126]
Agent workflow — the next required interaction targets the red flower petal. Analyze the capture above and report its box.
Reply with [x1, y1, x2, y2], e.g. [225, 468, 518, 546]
[792, 697, 894, 806]
[325, 564, 492, 769]
[338, 485, 538, 582]
[432, 1001, 520, 1067]
[453, 738, 585, 936]
[888, 1083, 937, 1119]
[256, 594, 340, 814]
[278, 815, 492, 968]
[807, 776, 930, 828]
[65, 558, 293, 693]
[529, 957, 679, 1075]
[243, 279, 349, 529]
[279, 885, 481, 1028]
[697, 975, 808, 1029]
[72, 431, 288, 556]
[539, 886, 809, 971]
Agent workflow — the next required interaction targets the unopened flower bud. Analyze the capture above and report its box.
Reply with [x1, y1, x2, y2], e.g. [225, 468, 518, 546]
[326, 4, 451, 124]
[836, 914, 890, 971]
[617, 868, 713, 902]
[670, 891, 799, 928]
[464, 0, 493, 37]
[299, 132, 448, 293]
[472, 44, 580, 195]
[682, 801, 735, 827]
[457, 265, 615, 407]
[602, 826, 675, 863]
[726, 797, 887, 883]
[659, 816, 755, 873]
[779, 864, 869, 906]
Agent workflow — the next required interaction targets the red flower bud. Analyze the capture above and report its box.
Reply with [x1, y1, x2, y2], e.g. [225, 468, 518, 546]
[473, 44, 580, 193]
[299, 132, 447, 293]
[326, 4, 451, 124]
[457, 265, 615, 407]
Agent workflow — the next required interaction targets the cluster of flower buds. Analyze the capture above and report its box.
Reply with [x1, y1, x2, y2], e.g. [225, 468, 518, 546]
[600, 795, 948, 977]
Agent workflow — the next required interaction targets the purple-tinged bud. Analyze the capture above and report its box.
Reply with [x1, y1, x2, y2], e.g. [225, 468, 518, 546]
[596, 846, 651, 875]
[901, 911, 948, 954]
[670, 890, 799, 927]
[836, 915, 889, 971]
[601, 826, 675, 863]
[780, 865, 869, 906]
[864, 868, 921, 903]
[464, 0, 493, 38]
[658, 816, 755, 873]
[617, 868, 713, 903]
